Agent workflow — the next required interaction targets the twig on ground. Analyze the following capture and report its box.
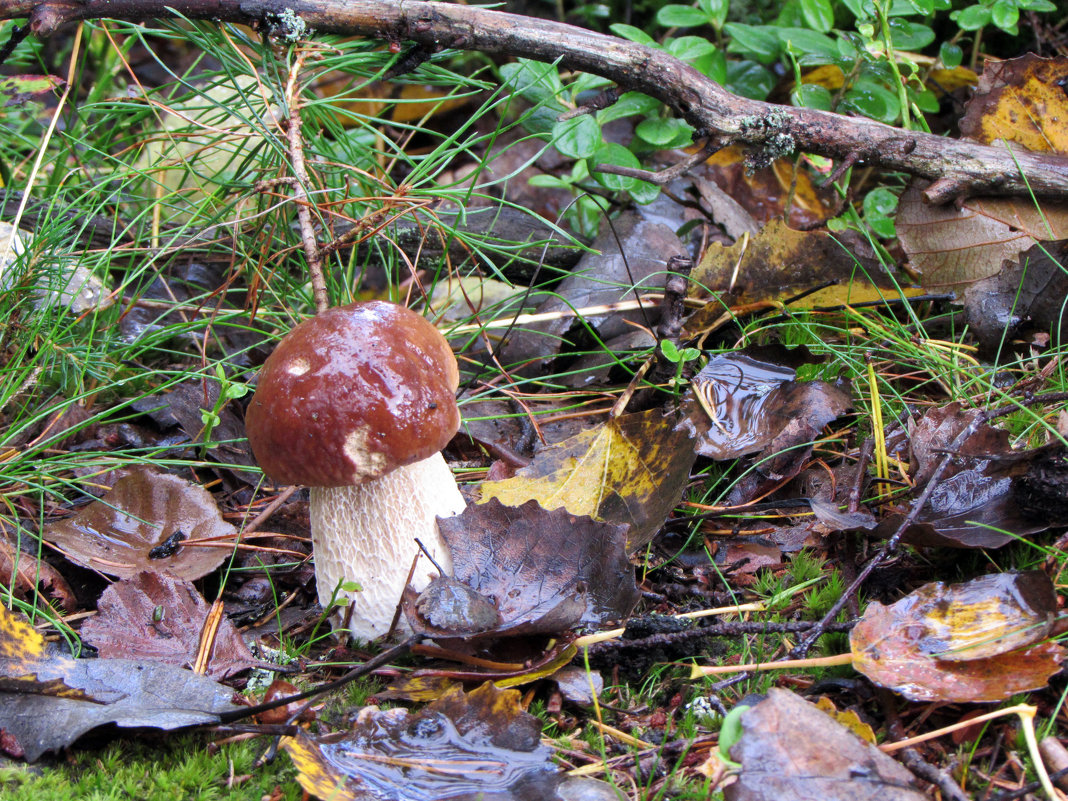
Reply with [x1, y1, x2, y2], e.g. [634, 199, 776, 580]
[878, 688, 971, 801]
[282, 50, 329, 314]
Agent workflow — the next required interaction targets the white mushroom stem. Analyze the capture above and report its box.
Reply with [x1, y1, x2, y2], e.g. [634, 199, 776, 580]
[309, 451, 465, 641]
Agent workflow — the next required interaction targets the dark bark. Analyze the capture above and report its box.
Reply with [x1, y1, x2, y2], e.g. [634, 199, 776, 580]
[3, 0, 1068, 201]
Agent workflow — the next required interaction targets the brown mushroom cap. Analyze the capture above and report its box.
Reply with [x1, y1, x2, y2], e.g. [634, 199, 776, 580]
[246, 301, 460, 487]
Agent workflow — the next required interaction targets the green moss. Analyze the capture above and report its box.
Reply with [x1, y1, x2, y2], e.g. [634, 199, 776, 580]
[0, 734, 301, 801]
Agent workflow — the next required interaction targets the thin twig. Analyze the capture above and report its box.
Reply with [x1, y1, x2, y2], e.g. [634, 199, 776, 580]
[283, 50, 329, 314]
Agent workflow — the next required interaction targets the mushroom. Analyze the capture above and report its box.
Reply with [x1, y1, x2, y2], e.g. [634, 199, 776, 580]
[245, 301, 465, 640]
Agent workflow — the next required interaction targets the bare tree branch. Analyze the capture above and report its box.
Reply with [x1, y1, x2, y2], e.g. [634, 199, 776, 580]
[3, 0, 1068, 201]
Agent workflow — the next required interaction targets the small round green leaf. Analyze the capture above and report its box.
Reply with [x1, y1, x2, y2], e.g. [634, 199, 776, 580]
[591, 142, 640, 191]
[991, 0, 1019, 31]
[950, 5, 992, 31]
[609, 23, 658, 46]
[939, 41, 963, 68]
[657, 5, 712, 28]
[552, 115, 602, 159]
[791, 83, 833, 110]
[800, 0, 835, 33]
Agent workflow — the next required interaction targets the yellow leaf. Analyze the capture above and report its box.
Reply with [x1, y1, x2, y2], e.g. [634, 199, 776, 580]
[479, 408, 695, 551]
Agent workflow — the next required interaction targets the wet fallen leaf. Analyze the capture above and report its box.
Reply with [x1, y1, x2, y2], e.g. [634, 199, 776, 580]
[958, 54, 1068, 153]
[0, 605, 238, 761]
[478, 408, 696, 550]
[850, 572, 1064, 702]
[686, 219, 914, 322]
[80, 572, 260, 680]
[404, 500, 638, 639]
[284, 682, 563, 801]
[43, 466, 234, 580]
[879, 402, 1052, 548]
[962, 240, 1068, 354]
[680, 349, 853, 462]
[498, 212, 683, 377]
[725, 688, 926, 801]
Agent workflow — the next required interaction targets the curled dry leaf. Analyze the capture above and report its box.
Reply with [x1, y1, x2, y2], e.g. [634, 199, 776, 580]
[404, 499, 639, 640]
[849, 572, 1064, 702]
[80, 572, 260, 680]
[725, 688, 926, 801]
[0, 605, 237, 761]
[479, 407, 696, 551]
[284, 682, 563, 801]
[43, 466, 234, 580]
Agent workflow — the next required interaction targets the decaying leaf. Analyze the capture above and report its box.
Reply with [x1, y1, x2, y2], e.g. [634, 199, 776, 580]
[0, 220, 113, 313]
[686, 218, 911, 318]
[896, 181, 1068, 289]
[404, 500, 638, 639]
[698, 144, 837, 229]
[284, 682, 562, 801]
[850, 573, 1064, 702]
[0, 532, 75, 611]
[680, 350, 852, 462]
[725, 688, 926, 801]
[958, 54, 1068, 153]
[961, 240, 1068, 353]
[43, 466, 234, 580]
[898, 56, 1068, 291]
[498, 212, 683, 377]
[80, 572, 260, 680]
[880, 402, 1054, 548]
[0, 73, 63, 105]
[0, 605, 238, 761]
[479, 408, 696, 551]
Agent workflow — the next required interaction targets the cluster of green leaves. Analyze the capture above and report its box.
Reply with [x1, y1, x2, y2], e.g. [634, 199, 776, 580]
[501, 0, 1056, 234]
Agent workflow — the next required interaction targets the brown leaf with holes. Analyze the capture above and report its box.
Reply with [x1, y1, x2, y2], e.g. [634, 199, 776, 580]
[43, 466, 234, 580]
[80, 572, 260, 680]
[849, 572, 1064, 702]
[725, 688, 926, 801]
[284, 682, 562, 801]
[0, 605, 237, 761]
[404, 499, 638, 640]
